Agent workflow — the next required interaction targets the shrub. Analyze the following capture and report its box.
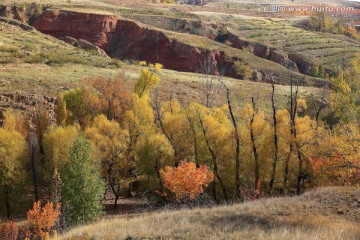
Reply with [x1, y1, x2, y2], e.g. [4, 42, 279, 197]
[215, 27, 229, 43]
[233, 61, 253, 80]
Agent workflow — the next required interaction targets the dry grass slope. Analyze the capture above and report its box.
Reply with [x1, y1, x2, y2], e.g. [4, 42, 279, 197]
[60, 187, 360, 240]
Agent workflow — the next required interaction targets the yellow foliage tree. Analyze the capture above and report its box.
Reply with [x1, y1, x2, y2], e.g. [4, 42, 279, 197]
[0, 111, 27, 219]
[85, 114, 130, 209]
[134, 64, 161, 97]
[43, 125, 79, 179]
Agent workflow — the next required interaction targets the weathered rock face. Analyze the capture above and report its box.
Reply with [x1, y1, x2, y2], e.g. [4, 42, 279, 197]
[111, 20, 204, 72]
[288, 54, 314, 75]
[32, 10, 119, 52]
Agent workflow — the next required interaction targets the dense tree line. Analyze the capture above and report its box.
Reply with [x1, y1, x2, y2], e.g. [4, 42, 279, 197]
[0, 58, 359, 237]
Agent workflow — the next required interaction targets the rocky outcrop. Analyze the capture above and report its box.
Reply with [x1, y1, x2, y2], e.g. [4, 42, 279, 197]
[61, 36, 109, 57]
[0, 17, 34, 31]
[288, 54, 314, 75]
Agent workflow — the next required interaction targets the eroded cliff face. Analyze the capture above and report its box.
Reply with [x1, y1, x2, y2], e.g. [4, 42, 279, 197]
[31, 10, 237, 77]
[32, 10, 119, 52]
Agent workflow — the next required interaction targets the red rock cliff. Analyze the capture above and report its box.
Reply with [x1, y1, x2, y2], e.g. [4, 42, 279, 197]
[32, 10, 119, 52]
[32, 10, 232, 74]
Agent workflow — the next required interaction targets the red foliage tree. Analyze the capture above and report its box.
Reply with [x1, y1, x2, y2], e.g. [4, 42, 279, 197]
[160, 160, 214, 200]
[311, 155, 360, 186]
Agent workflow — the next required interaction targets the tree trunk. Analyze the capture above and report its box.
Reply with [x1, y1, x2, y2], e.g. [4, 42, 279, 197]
[30, 144, 39, 202]
[211, 179, 219, 205]
[269, 84, 279, 194]
[198, 115, 229, 203]
[250, 97, 260, 191]
[295, 141, 303, 195]
[220, 80, 241, 200]
[4, 185, 12, 219]
[155, 158, 163, 188]
[114, 194, 119, 209]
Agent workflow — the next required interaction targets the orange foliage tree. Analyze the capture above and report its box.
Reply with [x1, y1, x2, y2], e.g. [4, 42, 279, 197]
[160, 160, 214, 200]
[27, 202, 61, 239]
[0, 221, 18, 240]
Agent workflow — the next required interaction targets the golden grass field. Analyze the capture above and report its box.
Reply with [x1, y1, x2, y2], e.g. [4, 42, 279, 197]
[59, 187, 360, 240]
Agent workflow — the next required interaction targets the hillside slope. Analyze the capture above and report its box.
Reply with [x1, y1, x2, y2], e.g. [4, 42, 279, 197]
[60, 187, 360, 240]
[0, 19, 324, 113]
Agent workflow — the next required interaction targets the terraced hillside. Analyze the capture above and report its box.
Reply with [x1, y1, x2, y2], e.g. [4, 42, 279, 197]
[124, 11, 360, 75]
[208, 13, 360, 71]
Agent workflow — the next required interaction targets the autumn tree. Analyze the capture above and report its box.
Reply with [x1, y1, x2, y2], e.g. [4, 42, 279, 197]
[190, 102, 232, 203]
[134, 63, 162, 97]
[85, 115, 130, 209]
[0, 110, 28, 219]
[240, 100, 272, 195]
[81, 74, 131, 122]
[160, 160, 214, 201]
[136, 133, 173, 188]
[0, 221, 19, 240]
[157, 100, 193, 166]
[43, 125, 79, 188]
[60, 137, 104, 227]
[27, 201, 60, 239]
[233, 61, 253, 80]
[330, 54, 360, 124]
[308, 13, 336, 33]
[311, 123, 360, 186]
[219, 79, 241, 200]
[58, 88, 100, 127]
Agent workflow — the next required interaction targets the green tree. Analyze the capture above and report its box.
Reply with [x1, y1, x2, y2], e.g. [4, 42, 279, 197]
[60, 137, 104, 227]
